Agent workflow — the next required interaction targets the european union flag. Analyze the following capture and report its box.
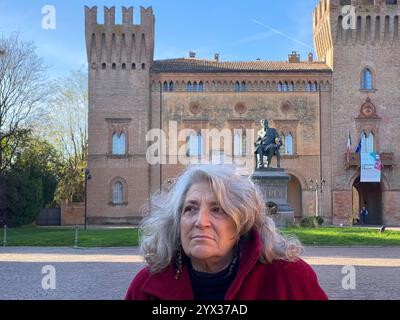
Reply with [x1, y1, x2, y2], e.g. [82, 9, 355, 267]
[355, 138, 362, 154]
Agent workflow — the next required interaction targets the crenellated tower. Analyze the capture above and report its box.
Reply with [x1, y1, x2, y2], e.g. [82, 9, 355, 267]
[314, 0, 400, 68]
[85, 6, 154, 69]
[84, 6, 155, 225]
[314, 0, 400, 225]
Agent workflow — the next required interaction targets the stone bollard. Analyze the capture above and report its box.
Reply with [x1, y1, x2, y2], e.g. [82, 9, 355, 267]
[2, 225, 7, 247]
[73, 226, 79, 248]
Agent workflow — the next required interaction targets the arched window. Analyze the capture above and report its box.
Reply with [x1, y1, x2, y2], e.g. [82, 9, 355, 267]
[367, 132, 374, 152]
[169, 81, 174, 92]
[278, 82, 283, 92]
[307, 82, 312, 92]
[233, 131, 247, 157]
[290, 82, 294, 92]
[242, 132, 247, 156]
[163, 81, 168, 92]
[188, 133, 196, 156]
[361, 132, 367, 153]
[112, 131, 126, 155]
[362, 131, 375, 153]
[188, 131, 202, 158]
[284, 133, 293, 155]
[197, 131, 203, 158]
[283, 82, 288, 92]
[187, 82, 192, 92]
[233, 133, 241, 157]
[235, 81, 240, 92]
[362, 68, 373, 90]
[199, 82, 204, 92]
[193, 82, 198, 92]
[112, 181, 124, 204]
[314, 82, 318, 92]
[241, 81, 246, 92]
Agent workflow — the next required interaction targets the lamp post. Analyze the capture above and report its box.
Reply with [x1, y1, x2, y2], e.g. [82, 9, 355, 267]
[309, 178, 325, 217]
[84, 169, 92, 230]
[0, 49, 5, 237]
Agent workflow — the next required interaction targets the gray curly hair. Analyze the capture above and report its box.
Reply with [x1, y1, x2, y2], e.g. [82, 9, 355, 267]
[140, 165, 303, 274]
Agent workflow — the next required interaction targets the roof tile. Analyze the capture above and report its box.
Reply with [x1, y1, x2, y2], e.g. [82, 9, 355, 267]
[151, 58, 331, 73]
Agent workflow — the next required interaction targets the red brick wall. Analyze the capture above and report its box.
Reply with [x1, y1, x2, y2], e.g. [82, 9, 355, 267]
[61, 200, 84, 226]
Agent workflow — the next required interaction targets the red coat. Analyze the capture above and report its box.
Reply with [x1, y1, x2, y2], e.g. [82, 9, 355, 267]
[125, 229, 328, 300]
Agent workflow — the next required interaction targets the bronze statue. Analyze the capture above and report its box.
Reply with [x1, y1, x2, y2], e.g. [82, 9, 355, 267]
[254, 119, 282, 169]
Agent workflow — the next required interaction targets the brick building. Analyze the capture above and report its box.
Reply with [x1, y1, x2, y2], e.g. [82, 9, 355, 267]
[85, 0, 400, 226]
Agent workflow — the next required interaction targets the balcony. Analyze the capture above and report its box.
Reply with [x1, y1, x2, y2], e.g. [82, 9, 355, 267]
[346, 152, 395, 169]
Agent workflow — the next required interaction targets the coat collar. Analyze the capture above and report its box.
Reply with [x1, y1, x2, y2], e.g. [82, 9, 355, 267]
[140, 229, 262, 300]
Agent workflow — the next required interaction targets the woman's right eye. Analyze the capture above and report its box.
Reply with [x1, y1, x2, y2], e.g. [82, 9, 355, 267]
[184, 206, 197, 213]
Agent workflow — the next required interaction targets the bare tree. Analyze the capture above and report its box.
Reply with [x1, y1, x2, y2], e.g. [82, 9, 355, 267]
[0, 33, 49, 173]
[43, 68, 88, 202]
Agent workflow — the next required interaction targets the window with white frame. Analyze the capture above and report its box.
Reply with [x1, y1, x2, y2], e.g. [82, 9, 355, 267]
[362, 68, 373, 90]
[282, 132, 294, 155]
[188, 131, 202, 158]
[233, 131, 247, 157]
[233, 133, 241, 157]
[112, 181, 124, 204]
[112, 131, 126, 155]
[361, 131, 374, 153]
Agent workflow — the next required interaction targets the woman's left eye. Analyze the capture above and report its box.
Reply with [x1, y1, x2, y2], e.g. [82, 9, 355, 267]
[211, 207, 224, 214]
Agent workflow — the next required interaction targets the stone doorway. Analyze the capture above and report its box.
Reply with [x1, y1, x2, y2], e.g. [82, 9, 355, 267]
[288, 174, 302, 223]
[352, 177, 382, 225]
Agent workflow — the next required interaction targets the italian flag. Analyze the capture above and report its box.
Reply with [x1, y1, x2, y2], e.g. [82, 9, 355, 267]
[346, 133, 352, 163]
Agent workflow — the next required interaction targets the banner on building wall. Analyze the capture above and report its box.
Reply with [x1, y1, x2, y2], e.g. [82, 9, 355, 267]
[361, 152, 382, 183]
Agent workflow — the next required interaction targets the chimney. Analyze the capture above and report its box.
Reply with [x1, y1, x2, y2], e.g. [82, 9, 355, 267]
[214, 53, 219, 61]
[288, 51, 300, 63]
[189, 51, 196, 58]
[308, 52, 314, 62]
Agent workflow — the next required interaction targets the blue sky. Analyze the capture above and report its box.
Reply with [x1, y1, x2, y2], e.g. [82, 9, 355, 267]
[0, 0, 319, 80]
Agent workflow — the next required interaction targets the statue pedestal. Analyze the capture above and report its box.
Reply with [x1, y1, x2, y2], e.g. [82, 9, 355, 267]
[251, 168, 294, 227]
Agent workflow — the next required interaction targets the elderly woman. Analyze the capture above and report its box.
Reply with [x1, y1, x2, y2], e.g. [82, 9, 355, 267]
[125, 165, 328, 300]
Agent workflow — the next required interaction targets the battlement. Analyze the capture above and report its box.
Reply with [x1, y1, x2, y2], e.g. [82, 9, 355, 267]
[313, 0, 400, 65]
[84, 6, 154, 27]
[314, 0, 400, 25]
[84, 6, 155, 68]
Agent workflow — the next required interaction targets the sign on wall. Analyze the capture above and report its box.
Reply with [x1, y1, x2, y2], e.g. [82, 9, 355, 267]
[361, 152, 382, 183]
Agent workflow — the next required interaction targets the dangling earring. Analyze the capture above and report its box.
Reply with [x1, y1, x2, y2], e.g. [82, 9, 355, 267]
[174, 246, 183, 280]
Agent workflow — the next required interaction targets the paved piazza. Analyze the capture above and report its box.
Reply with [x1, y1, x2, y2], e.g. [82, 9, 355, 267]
[0, 246, 399, 300]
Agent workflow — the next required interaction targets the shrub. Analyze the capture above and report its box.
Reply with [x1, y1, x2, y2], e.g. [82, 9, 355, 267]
[1, 172, 43, 227]
[301, 216, 324, 228]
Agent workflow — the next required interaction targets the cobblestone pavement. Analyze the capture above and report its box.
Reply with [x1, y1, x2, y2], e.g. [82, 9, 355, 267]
[0, 246, 399, 300]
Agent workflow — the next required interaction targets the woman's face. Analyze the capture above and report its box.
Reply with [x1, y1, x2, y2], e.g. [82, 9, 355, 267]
[180, 181, 237, 273]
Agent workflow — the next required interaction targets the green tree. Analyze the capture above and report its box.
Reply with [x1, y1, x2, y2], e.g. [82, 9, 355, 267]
[12, 134, 60, 207]
[3, 171, 43, 227]
[0, 33, 49, 174]
[0, 133, 59, 226]
[41, 68, 88, 203]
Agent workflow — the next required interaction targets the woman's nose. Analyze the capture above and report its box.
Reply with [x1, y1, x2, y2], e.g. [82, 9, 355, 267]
[194, 206, 211, 227]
